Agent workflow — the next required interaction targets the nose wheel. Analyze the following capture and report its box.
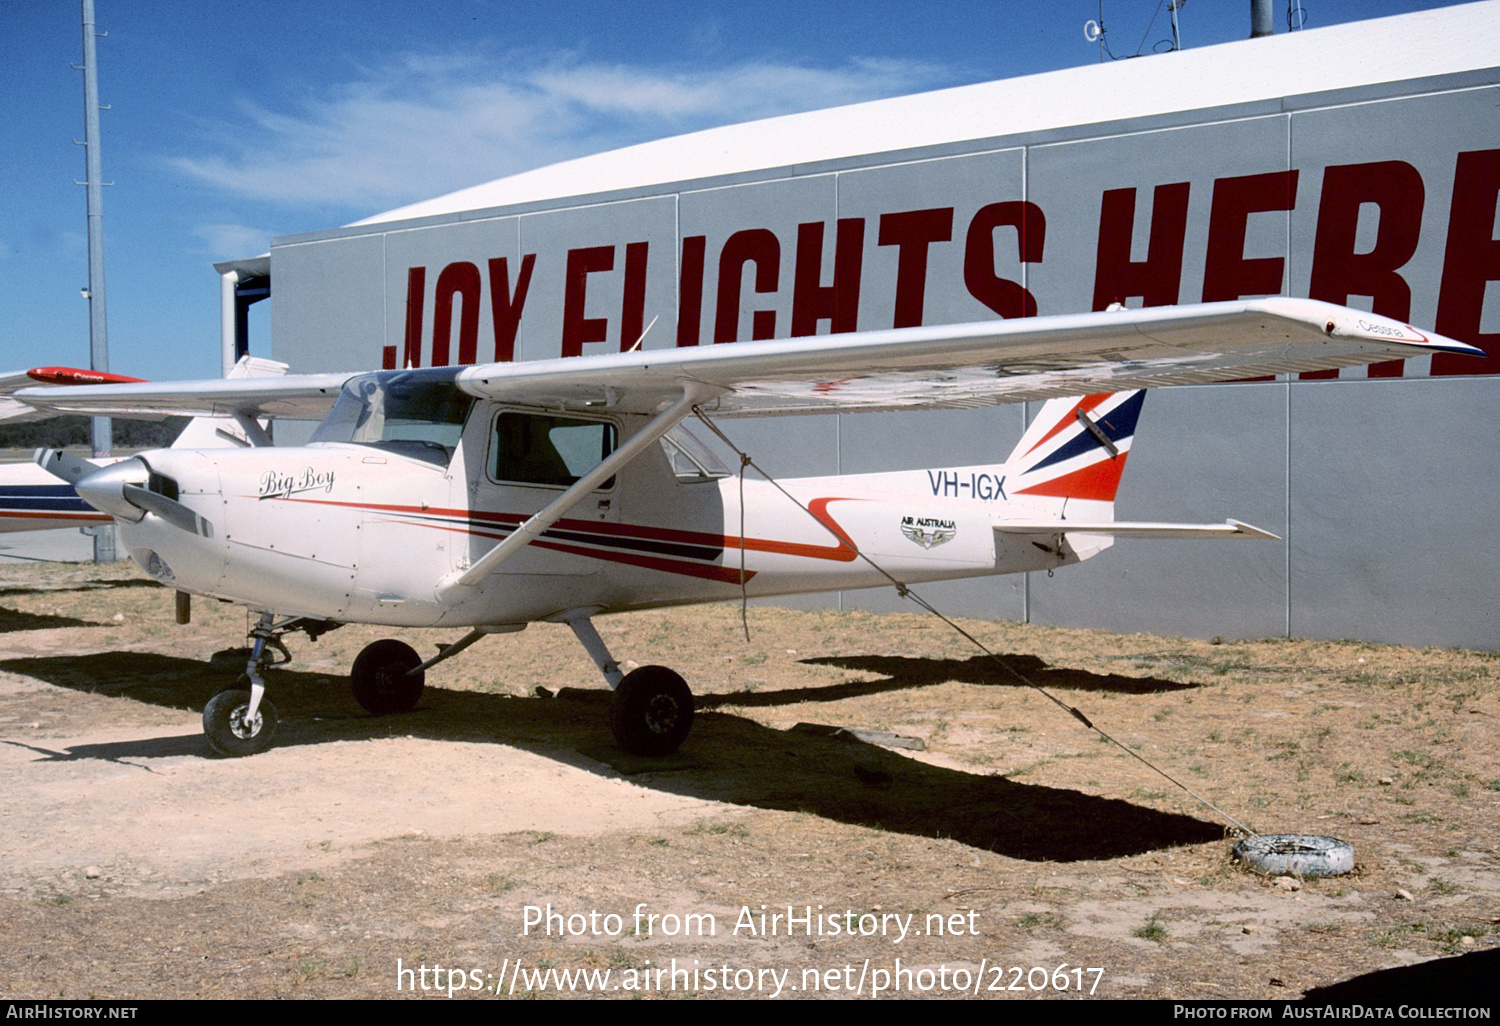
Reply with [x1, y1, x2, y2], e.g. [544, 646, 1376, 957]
[200, 613, 338, 757]
[203, 688, 279, 757]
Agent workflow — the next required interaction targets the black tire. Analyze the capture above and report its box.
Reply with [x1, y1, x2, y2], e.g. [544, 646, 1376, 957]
[351, 639, 425, 714]
[609, 666, 693, 756]
[203, 689, 278, 757]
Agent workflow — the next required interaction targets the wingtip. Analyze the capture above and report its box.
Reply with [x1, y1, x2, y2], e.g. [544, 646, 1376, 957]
[1321, 311, 1487, 360]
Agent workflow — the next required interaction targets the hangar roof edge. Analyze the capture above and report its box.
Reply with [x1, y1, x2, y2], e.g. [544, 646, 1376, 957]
[339, 3, 1498, 232]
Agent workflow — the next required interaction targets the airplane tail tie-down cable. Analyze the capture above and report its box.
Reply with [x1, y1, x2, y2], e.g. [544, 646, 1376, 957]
[691, 405, 1261, 841]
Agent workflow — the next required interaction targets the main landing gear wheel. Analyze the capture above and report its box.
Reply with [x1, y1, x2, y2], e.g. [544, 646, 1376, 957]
[610, 666, 694, 756]
[203, 689, 278, 757]
[351, 639, 425, 714]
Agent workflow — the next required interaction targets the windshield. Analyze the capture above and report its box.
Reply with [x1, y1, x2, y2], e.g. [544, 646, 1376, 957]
[310, 370, 474, 464]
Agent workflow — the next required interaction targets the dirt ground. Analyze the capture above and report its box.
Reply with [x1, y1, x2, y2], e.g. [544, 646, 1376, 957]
[0, 561, 1496, 1001]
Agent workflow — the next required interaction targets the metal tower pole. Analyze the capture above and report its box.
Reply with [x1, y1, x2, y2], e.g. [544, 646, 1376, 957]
[80, 0, 115, 562]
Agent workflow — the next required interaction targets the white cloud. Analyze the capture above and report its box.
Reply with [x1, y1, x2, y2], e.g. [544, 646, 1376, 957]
[190, 223, 273, 260]
[167, 51, 953, 212]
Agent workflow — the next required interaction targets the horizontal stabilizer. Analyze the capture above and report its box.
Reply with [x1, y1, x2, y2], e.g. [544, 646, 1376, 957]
[994, 518, 1278, 540]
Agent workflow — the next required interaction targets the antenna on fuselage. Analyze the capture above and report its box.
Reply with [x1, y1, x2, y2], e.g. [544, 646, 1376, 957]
[626, 315, 659, 353]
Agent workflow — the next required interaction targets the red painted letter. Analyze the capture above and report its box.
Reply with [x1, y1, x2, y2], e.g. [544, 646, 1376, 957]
[792, 218, 865, 336]
[715, 229, 780, 343]
[964, 201, 1044, 319]
[620, 241, 649, 350]
[1092, 183, 1190, 310]
[879, 208, 954, 327]
[677, 236, 706, 347]
[487, 254, 535, 363]
[1434, 149, 1500, 375]
[431, 262, 482, 366]
[1308, 161, 1423, 377]
[561, 246, 615, 358]
[402, 266, 426, 369]
[1202, 170, 1299, 302]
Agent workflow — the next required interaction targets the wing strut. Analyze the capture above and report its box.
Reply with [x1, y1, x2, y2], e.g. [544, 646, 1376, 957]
[435, 385, 714, 602]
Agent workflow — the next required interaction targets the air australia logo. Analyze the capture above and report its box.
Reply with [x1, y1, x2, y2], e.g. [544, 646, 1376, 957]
[901, 515, 957, 549]
[259, 467, 336, 500]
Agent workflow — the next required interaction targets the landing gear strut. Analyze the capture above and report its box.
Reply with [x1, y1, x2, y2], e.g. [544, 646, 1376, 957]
[200, 612, 695, 757]
[567, 617, 694, 756]
[202, 613, 339, 757]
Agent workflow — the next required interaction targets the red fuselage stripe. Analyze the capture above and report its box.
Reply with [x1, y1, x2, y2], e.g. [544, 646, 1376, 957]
[268, 495, 863, 564]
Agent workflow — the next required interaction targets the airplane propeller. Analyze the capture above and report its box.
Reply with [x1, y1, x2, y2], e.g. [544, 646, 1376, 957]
[121, 482, 214, 538]
[71, 457, 214, 538]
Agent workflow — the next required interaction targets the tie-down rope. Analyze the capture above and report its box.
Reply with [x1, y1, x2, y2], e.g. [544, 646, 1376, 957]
[692, 406, 1259, 840]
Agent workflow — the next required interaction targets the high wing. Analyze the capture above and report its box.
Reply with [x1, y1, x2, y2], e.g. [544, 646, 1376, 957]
[14, 298, 1482, 421]
[14, 371, 353, 420]
[454, 298, 1481, 416]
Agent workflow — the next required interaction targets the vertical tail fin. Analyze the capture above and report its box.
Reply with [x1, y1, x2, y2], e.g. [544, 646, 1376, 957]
[1007, 390, 1145, 503]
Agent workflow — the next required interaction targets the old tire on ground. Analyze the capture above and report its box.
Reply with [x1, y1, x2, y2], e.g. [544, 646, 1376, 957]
[351, 639, 425, 714]
[203, 688, 278, 757]
[610, 666, 693, 756]
[1232, 834, 1355, 878]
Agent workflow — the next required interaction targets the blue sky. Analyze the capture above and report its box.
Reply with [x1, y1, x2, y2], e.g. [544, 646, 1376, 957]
[1, 0, 1461, 381]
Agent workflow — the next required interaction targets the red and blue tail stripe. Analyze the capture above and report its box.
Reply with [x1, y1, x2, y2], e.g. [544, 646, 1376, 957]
[1010, 390, 1145, 503]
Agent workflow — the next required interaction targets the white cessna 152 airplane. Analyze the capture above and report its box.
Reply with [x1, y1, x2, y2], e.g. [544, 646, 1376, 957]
[14, 298, 1481, 758]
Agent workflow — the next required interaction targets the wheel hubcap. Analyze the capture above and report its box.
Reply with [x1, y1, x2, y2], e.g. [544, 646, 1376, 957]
[229, 705, 262, 740]
[644, 696, 679, 734]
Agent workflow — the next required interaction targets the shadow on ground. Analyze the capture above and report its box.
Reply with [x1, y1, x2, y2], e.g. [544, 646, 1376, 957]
[0, 609, 105, 631]
[1302, 948, 1499, 1003]
[0, 581, 160, 632]
[1, 650, 1225, 863]
[700, 653, 1197, 709]
[0, 579, 160, 600]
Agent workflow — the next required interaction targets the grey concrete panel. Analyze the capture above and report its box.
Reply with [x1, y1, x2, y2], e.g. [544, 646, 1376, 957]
[1028, 383, 1289, 639]
[1288, 86, 1500, 355]
[1027, 116, 1292, 316]
[834, 150, 1027, 329]
[516, 196, 679, 363]
[710, 415, 839, 481]
[1289, 376, 1500, 649]
[837, 404, 1026, 475]
[382, 217, 519, 369]
[678, 175, 836, 345]
[271, 234, 386, 373]
[841, 574, 1025, 621]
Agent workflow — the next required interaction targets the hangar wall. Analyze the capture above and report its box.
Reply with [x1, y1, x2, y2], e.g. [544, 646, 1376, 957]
[269, 62, 1500, 650]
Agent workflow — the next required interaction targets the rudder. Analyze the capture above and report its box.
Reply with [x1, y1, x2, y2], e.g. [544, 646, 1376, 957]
[1006, 390, 1145, 504]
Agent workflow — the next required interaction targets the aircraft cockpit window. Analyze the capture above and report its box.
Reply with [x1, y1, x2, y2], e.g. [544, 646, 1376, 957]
[659, 425, 730, 482]
[310, 371, 474, 465]
[491, 412, 618, 488]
